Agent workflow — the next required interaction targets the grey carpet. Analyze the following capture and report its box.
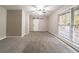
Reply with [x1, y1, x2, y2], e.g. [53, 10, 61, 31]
[0, 31, 77, 53]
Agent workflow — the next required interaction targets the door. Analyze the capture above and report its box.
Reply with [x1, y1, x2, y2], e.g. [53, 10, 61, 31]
[33, 19, 39, 31]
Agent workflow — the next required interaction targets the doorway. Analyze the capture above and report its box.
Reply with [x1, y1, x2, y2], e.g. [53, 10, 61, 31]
[33, 19, 39, 31]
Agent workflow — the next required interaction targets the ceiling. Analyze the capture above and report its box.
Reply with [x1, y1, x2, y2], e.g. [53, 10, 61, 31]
[0, 5, 64, 17]
[26, 5, 63, 17]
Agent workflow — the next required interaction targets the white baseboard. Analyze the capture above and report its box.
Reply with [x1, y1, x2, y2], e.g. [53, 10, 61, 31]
[21, 33, 26, 37]
[0, 36, 6, 40]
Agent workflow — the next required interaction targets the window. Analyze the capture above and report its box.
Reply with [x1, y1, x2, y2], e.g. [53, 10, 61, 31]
[73, 9, 79, 44]
[58, 6, 79, 45]
[58, 12, 71, 40]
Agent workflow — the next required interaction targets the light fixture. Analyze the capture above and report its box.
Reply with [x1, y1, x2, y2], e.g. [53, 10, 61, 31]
[31, 5, 47, 15]
[36, 5, 44, 9]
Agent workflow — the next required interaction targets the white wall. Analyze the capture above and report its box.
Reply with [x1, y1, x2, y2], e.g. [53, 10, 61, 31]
[22, 10, 30, 36]
[0, 7, 7, 40]
[48, 5, 74, 35]
[25, 12, 30, 34]
[39, 18, 48, 31]
[22, 10, 26, 37]
[30, 16, 48, 31]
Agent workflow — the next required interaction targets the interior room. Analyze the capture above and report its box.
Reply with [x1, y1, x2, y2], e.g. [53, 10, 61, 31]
[0, 5, 79, 53]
